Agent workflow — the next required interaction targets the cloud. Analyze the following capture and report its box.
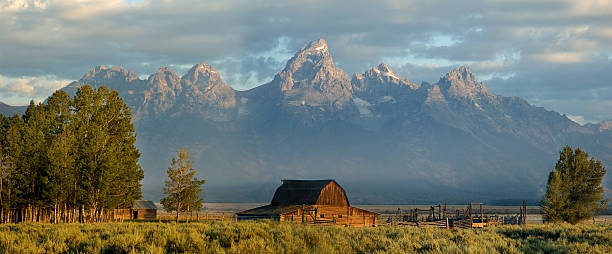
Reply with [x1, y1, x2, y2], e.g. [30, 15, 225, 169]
[0, 0, 47, 11]
[567, 115, 589, 125]
[0, 75, 69, 105]
[532, 52, 589, 63]
[0, 0, 610, 122]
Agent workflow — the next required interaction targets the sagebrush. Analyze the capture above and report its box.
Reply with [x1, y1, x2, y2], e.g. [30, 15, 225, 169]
[0, 221, 610, 253]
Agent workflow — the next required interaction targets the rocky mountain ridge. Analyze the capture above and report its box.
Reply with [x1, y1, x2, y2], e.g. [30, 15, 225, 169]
[3, 38, 609, 203]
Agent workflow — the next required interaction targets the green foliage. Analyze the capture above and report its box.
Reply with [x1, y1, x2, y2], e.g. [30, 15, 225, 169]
[161, 148, 205, 222]
[541, 146, 609, 224]
[0, 86, 144, 222]
[0, 222, 609, 253]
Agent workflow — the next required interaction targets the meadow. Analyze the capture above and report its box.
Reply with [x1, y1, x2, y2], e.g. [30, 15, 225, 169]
[0, 221, 609, 254]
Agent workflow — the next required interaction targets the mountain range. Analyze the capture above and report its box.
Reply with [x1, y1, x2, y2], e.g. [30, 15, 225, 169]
[0, 102, 26, 117]
[2, 39, 611, 204]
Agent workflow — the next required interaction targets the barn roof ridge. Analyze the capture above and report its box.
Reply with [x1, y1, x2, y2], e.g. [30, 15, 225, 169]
[271, 178, 348, 206]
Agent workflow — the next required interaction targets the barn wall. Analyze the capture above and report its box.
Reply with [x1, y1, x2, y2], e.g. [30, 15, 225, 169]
[136, 209, 157, 219]
[113, 209, 157, 220]
[316, 182, 349, 206]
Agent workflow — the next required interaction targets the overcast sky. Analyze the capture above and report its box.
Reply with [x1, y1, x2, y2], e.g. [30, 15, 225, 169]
[1, 0, 611, 123]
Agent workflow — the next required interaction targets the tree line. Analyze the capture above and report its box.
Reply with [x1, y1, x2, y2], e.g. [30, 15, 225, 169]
[0, 85, 143, 223]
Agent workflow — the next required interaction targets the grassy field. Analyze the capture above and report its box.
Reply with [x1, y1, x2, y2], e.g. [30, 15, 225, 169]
[0, 221, 610, 253]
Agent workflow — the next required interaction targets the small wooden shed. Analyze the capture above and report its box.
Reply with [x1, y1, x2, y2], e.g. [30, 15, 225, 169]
[115, 200, 158, 220]
[237, 180, 378, 227]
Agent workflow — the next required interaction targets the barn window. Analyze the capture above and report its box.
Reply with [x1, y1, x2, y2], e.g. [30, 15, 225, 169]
[338, 214, 343, 218]
[320, 214, 325, 218]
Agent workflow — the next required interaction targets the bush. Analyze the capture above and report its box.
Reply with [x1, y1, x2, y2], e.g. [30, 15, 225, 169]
[0, 221, 609, 253]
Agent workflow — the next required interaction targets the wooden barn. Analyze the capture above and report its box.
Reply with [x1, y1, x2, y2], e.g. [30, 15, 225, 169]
[237, 180, 378, 227]
[115, 200, 158, 220]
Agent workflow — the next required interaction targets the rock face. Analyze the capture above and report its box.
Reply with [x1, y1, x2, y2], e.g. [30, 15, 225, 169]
[66, 63, 236, 122]
[275, 39, 352, 109]
[58, 39, 611, 203]
[438, 66, 490, 99]
[180, 64, 236, 110]
[353, 62, 418, 96]
[136, 67, 181, 120]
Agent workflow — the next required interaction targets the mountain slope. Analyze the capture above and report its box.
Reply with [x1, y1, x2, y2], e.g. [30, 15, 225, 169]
[60, 39, 611, 203]
[0, 102, 27, 116]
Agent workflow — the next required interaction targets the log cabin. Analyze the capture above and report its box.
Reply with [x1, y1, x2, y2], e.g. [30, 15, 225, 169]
[237, 180, 378, 227]
[115, 200, 158, 220]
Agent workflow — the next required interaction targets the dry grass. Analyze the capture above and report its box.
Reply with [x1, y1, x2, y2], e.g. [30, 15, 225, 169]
[0, 221, 609, 253]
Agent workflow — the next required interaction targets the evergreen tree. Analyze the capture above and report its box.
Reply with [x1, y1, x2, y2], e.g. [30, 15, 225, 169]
[161, 148, 205, 222]
[540, 146, 609, 224]
[0, 85, 144, 223]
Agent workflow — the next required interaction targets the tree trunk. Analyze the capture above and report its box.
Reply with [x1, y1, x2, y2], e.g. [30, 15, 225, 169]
[187, 205, 191, 223]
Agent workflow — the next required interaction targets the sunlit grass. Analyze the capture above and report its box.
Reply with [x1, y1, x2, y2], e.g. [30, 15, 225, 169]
[0, 221, 609, 253]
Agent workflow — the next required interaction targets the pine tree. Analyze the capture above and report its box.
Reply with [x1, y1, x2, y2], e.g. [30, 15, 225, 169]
[161, 148, 205, 222]
[540, 146, 609, 224]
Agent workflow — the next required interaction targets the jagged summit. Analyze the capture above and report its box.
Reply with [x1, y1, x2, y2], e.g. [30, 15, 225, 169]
[180, 63, 236, 112]
[364, 62, 417, 89]
[362, 62, 400, 81]
[299, 38, 329, 55]
[352, 62, 418, 99]
[274, 38, 352, 108]
[437, 66, 490, 99]
[183, 63, 221, 83]
[372, 62, 399, 78]
[81, 65, 139, 83]
[279, 38, 335, 87]
[445, 66, 476, 83]
[147, 66, 181, 91]
[181, 63, 230, 93]
[136, 67, 182, 119]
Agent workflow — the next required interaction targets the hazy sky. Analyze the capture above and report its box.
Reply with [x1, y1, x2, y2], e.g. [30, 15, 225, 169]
[1, 0, 611, 124]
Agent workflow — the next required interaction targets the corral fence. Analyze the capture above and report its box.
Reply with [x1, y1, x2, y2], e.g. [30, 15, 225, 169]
[383, 201, 528, 229]
[156, 211, 238, 222]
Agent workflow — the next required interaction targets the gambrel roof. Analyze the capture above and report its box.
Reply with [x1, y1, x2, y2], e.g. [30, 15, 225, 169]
[270, 179, 349, 206]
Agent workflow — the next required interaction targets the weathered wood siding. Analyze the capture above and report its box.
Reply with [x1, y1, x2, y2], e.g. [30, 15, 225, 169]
[135, 209, 157, 219]
[115, 209, 157, 220]
[316, 182, 349, 206]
